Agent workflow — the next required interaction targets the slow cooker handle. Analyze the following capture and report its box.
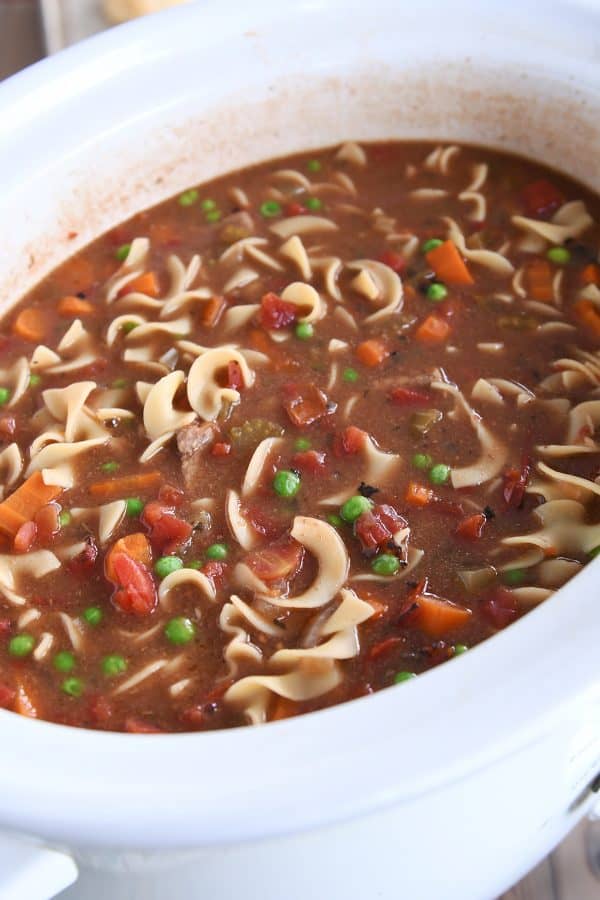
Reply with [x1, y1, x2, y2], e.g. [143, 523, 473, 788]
[0, 833, 77, 899]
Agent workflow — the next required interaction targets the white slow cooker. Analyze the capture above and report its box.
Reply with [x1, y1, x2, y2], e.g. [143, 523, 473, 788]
[0, 2, 599, 898]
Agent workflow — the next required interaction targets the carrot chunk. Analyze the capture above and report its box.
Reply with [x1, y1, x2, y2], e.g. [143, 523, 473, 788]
[414, 314, 451, 344]
[412, 593, 472, 637]
[89, 471, 162, 499]
[0, 472, 63, 538]
[405, 482, 434, 507]
[12, 308, 45, 343]
[581, 263, 600, 286]
[57, 295, 95, 317]
[356, 338, 390, 367]
[573, 300, 600, 339]
[525, 258, 554, 302]
[425, 240, 473, 285]
[119, 271, 160, 298]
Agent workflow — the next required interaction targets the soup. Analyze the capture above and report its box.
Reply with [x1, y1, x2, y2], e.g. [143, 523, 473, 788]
[0, 141, 598, 732]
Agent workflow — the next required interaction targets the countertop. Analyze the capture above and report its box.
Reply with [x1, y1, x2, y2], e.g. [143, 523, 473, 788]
[0, 2, 599, 898]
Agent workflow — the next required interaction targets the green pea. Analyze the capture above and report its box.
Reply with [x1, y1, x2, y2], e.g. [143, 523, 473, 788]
[178, 189, 199, 207]
[9, 634, 35, 657]
[394, 671, 417, 684]
[165, 616, 196, 645]
[121, 322, 137, 334]
[259, 200, 282, 218]
[306, 159, 322, 172]
[340, 495, 373, 524]
[429, 463, 451, 485]
[58, 510, 71, 527]
[273, 469, 301, 498]
[206, 543, 228, 561]
[0, 387, 11, 406]
[82, 606, 103, 626]
[426, 282, 448, 302]
[102, 654, 127, 677]
[29, 374, 42, 388]
[295, 322, 314, 340]
[371, 554, 400, 576]
[453, 644, 469, 656]
[187, 560, 203, 570]
[502, 568, 526, 586]
[101, 461, 119, 473]
[412, 452, 433, 470]
[589, 546, 600, 559]
[112, 377, 128, 389]
[305, 197, 322, 211]
[422, 238, 443, 254]
[546, 246, 570, 265]
[115, 243, 131, 262]
[294, 437, 311, 451]
[154, 556, 184, 578]
[125, 497, 144, 518]
[327, 514, 344, 528]
[205, 209, 222, 223]
[343, 367, 359, 383]
[62, 677, 84, 698]
[201, 198, 217, 211]
[53, 651, 75, 673]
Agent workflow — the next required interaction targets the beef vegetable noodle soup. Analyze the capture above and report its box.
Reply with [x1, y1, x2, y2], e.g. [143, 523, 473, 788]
[0, 141, 599, 732]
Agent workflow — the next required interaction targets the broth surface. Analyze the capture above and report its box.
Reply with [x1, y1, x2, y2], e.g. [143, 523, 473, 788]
[0, 140, 599, 731]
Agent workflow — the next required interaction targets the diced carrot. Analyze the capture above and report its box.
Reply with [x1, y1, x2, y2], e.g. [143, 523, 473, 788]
[573, 300, 600, 339]
[356, 338, 390, 367]
[12, 308, 44, 343]
[425, 240, 473, 285]
[405, 482, 434, 507]
[119, 271, 160, 299]
[105, 532, 152, 583]
[412, 593, 472, 638]
[581, 263, 600, 286]
[455, 513, 487, 541]
[414, 314, 451, 344]
[200, 296, 226, 328]
[525, 258, 554, 302]
[57, 295, 95, 317]
[0, 472, 63, 539]
[89, 471, 162, 499]
[270, 696, 298, 721]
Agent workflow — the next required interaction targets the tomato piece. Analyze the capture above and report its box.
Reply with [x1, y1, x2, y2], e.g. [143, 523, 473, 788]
[503, 454, 531, 508]
[355, 510, 392, 554]
[158, 484, 185, 507]
[389, 386, 431, 406]
[332, 425, 368, 457]
[0, 682, 15, 710]
[88, 694, 113, 727]
[211, 441, 232, 457]
[244, 505, 289, 539]
[202, 560, 228, 586]
[227, 360, 245, 390]
[260, 292, 297, 329]
[0, 415, 16, 439]
[34, 502, 61, 545]
[283, 382, 329, 427]
[124, 717, 163, 734]
[481, 589, 519, 629]
[378, 250, 406, 273]
[291, 450, 326, 474]
[13, 521, 37, 554]
[456, 513, 487, 541]
[244, 537, 304, 583]
[68, 537, 99, 576]
[142, 502, 192, 555]
[521, 179, 564, 218]
[110, 553, 157, 616]
[285, 202, 307, 217]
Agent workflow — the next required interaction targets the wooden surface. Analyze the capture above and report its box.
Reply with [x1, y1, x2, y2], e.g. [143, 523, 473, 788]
[2, 2, 600, 898]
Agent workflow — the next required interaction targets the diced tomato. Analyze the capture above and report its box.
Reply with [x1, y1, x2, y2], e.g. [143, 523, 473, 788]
[0, 618, 11, 636]
[244, 505, 289, 539]
[244, 537, 304, 583]
[0, 415, 16, 439]
[367, 636, 403, 660]
[110, 552, 157, 616]
[355, 503, 407, 555]
[181, 680, 233, 727]
[202, 560, 228, 587]
[124, 717, 163, 734]
[88, 694, 113, 727]
[378, 250, 406, 274]
[0, 682, 16, 710]
[332, 425, 368, 457]
[291, 450, 326, 474]
[227, 360, 245, 390]
[34, 502, 61, 545]
[211, 441, 232, 457]
[68, 537, 99, 576]
[456, 513, 487, 541]
[503, 454, 531, 508]
[142, 502, 192, 554]
[389, 386, 431, 406]
[158, 484, 185, 507]
[13, 521, 37, 554]
[260, 292, 298, 330]
[481, 589, 519, 629]
[285, 202, 307, 217]
[283, 382, 329, 427]
[521, 179, 564, 218]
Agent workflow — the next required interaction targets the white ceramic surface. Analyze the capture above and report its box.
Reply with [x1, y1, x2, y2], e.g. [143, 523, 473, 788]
[0, 2, 599, 898]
